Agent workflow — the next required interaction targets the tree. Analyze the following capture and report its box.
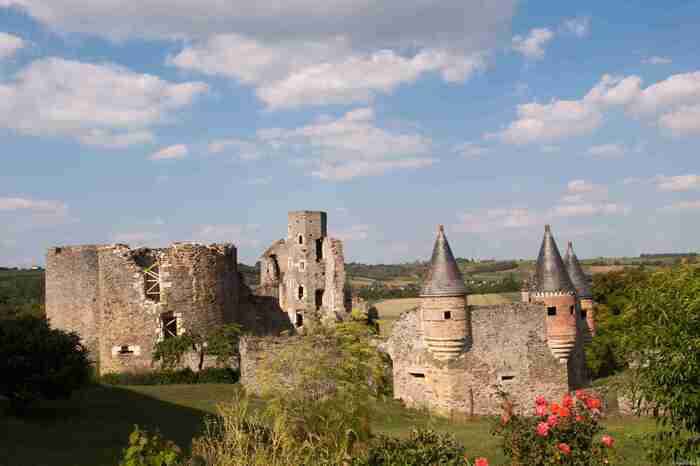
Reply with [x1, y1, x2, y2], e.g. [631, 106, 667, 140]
[621, 266, 700, 462]
[0, 316, 91, 414]
[152, 324, 242, 372]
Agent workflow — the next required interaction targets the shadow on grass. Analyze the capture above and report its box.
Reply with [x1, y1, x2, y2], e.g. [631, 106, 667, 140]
[0, 384, 219, 466]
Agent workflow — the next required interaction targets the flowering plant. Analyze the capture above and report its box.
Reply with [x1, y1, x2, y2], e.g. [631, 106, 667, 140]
[491, 390, 616, 465]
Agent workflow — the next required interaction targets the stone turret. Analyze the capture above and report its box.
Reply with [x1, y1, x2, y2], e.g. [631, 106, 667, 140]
[420, 225, 470, 360]
[563, 241, 595, 343]
[532, 225, 578, 363]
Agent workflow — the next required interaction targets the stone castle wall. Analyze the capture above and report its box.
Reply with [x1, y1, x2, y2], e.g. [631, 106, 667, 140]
[387, 303, 586, 415]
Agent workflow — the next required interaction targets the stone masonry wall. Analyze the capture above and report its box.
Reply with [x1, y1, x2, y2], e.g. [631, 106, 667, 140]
[239, 335, 297, 396]
[387, 303, 582, 415]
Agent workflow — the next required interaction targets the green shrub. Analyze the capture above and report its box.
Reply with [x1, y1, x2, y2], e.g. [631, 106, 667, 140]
[101, 368, 239, 386]
[355, 429, 472, 466]
[0, 316, 91, 414]
[119, 425, 184, 466]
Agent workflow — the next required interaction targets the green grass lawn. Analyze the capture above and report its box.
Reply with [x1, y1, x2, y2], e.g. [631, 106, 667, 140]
[0, 384, 656, 466]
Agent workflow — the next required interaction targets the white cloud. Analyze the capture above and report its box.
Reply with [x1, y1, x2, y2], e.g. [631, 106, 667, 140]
[551, 202, 629, 217]
[512, 28, 554, 59]
[0, 58, 207, 146]
[455, 208, 541, 233]
[224, 107, 435, 180]
[0, 32, 24, 59]
[453, 142, 488, 158]
[195, 224, 261, 247]
[172, 35, 486, 108]
[586, 143, 626, 158]
[208, 138, 265, 160]
[566, 179, 599, 194]
[333, 224, 370, 241]
[492, 71, 700, 144]
[642, 56, 672, 65]
[561, 16, 591, 38]
[655, 174, 700, 192]
[659, 200, 700, 212]
[149, 144, 188, 160]
[0, 197, 67, 214]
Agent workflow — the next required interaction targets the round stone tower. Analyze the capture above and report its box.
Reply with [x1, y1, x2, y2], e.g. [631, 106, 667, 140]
[420, 225, 470, 360]
[563, 241, 595, 343]
[532, 225, 578, 363]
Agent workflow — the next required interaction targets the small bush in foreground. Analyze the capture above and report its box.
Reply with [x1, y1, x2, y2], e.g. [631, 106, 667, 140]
[119, 425, 183, 466]
[0, 315, 91, 414]
[491, 390, 615, 465]
[101, 368, 238, 386]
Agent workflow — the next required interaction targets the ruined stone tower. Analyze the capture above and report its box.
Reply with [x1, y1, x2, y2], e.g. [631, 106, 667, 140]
[259, 211, 349, 329]
[563, 241, 595, 343]
[531, 225, 578, 363]
[420, 225, 470, 360]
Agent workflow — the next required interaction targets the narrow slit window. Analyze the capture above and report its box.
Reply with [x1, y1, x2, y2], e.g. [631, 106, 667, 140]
[298, 285, 304, 300]
[315, 289, 324, 310]
[295, 313, 304, 327]
[299, 261, 305, 271]
[315, 238, 323, 261]
[581, 309, 588, 319]
[298, 234, 304, 245]
[118, 345, 134, 355]
[547, 306, 557, 316]
[143, 263, 161, 302]
[409, 372, 426, 379]
[161, 312, 177, 339]
[501, 374, 515, 382]
[444, 311, 452, 320]
[570, 305, 575, 315]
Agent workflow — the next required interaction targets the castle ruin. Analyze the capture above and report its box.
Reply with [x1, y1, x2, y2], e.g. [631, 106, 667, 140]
[45, 211, 350, 374]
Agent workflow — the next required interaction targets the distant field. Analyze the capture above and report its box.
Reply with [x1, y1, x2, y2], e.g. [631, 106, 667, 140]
[374, 293, 520, 337]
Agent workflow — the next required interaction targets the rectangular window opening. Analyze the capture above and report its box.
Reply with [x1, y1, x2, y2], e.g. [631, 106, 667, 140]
[501, 375, 515, 382]
[298, 285, 304, 300]
[569, 305, 575, 315]
[144, 263, 161, 302]
[444, 311, 452, 320]
[315, 289, 324, 310]
[581, 309, 588, 319]
[161, 312, 177, 339]
[295, 313, 304, 327]
[409, 372, 426, 379]
[118, 345, 134, 355]
[315, 238, 323, 261]
[547, 306, 557, 316]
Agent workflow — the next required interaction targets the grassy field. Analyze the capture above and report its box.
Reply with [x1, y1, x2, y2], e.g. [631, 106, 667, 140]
[0, 384, 656, 466]
[374, 293, 520, 337]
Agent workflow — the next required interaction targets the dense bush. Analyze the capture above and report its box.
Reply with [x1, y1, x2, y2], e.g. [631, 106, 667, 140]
[0, 316, 91, 414]
[152, 324, 241, 372]
[491, 390, 615, 465]
[0, 269, 44, 320]
[119, 425, 184, 466]
[101, 368, 239, 386]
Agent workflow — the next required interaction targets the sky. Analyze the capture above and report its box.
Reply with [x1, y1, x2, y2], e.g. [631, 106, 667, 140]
[0, 0, 699, 266]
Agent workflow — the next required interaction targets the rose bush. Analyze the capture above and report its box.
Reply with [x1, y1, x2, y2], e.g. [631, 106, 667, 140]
[491, 390, 616, 465]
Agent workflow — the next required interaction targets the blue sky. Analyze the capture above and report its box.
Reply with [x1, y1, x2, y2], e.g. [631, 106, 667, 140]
[1, 0, 698, 266]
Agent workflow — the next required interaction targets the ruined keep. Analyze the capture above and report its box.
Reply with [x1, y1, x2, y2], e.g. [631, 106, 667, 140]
[45, 210, 349, 374]
[385, 225, 590, 416]
[257, 210, 351, 329]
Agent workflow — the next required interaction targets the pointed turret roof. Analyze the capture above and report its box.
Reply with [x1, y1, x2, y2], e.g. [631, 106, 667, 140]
[534, 225, 575, 294]
[420, 225, 468, 297]
[563, 241, 592, 298]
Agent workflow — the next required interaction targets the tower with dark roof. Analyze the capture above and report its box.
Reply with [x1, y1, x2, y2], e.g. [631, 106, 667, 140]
[419, 225, 470, 360]
[564, 241, 595, 343]
[532, 225, 579, 363]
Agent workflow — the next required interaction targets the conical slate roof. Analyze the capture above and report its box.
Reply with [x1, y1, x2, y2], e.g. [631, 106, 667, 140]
[534, 225, 575, 294]
[563, 241, 592, 298]
[420, 225, 468, 297]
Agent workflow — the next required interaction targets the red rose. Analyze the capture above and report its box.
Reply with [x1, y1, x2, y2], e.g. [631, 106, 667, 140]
[536, 422, 550, 436]
[558, 443, 571, 455]
[586, 397, 602, 410]
[601, 435, 614, 447]
[535, 395, 547, 406]
[559, 406, 571, 417]
[562, 394, 574, 408]
[575, 415, 583, 422]
[550, 402, 561, 415]
[474, 458, 489, 466]
[575, 389, 587, 400]
[546, 414, 558, 427]
[535, 404, 547, 416]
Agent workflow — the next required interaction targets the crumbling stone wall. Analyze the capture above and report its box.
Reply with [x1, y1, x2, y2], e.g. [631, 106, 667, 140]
[387, 303, 585, 415]
[239, 335, 296, 396]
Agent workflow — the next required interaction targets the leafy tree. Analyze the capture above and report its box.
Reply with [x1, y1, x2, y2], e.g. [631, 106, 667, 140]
[0, 316, 91, 414]
[152, 324, 242, 372]
[620, 266, 700, 462]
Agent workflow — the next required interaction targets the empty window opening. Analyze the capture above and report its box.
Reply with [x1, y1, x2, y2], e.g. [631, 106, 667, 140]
[581, 309, 588, 319]
[298, 234, 304, 245]
[547, 306, 557, 316]
[118, 345, 134, 355]
[299, 261, 305, 271]
[409, 372, 426, 379]
[161, 312, 178, 339]
[143, 263, 161, 302]
[444, 311, 452, 320]
[315, 239, 323, 261]
[501, 374, 515, 382]
[315, 289, 324, 310]
[570, 305, 575, 315]
[54, 247, 62, 254]
[295, 313, 304, 327]
[298, 285, 305, 300]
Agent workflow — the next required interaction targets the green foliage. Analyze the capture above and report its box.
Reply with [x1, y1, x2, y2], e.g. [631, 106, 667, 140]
[491, 391, 615, 466]
[355, 429, 471, 466]
[152, 324, 242, 372]
[101, 368, 239, 386]
[0, 269, 44, 320]
[119, 425, 183, 466]
[619, 265, 700, 462]
[0, 315, 91, 414]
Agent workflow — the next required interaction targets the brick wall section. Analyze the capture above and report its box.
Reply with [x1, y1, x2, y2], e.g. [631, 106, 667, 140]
[45, 245, 101, 361]
[387, 303, 586, 415]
